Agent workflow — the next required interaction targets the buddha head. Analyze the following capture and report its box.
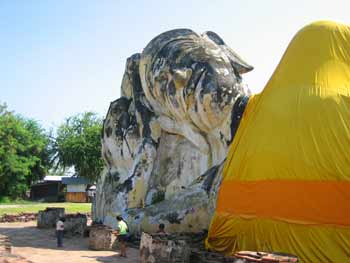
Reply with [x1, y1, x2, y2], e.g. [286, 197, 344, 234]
[139, 29, 253, 132]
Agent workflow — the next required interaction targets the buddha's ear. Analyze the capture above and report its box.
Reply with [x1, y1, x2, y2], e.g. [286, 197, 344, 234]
[202, 31, 254, 74]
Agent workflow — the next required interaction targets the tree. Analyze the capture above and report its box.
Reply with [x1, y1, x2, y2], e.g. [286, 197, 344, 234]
[0, 103, 50, 198]
[52, 112, 103, 182]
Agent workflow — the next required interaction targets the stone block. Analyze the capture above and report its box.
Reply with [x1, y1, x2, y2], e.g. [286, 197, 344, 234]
[140, 232, 190, 263]
[37, 207, 64, 228]
[88, 225, 117, 251]
[63, 213, 87, 236]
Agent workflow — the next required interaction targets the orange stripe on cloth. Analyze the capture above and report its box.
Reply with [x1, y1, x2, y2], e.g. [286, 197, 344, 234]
[216, 180, 350, 226]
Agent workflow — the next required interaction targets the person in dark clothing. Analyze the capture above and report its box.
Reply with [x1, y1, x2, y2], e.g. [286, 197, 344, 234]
[56, 217, 65, 247]
[156, 223, 168, 235]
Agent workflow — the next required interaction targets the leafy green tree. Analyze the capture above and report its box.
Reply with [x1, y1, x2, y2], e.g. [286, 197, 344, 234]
[52, 112, 103, 182]
[0, 103, 50, 198]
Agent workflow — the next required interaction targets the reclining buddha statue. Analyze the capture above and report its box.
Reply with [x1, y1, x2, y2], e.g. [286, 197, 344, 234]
[94, 28, 253, 232]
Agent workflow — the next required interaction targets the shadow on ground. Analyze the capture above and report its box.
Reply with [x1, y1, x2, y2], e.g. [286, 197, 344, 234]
[0, 225, 91, 251]
[0, 222, 140, 263]
[83, 255, 135, 263]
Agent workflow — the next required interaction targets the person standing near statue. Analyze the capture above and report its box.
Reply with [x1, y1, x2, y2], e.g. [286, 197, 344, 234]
[156, 223, 168, 235]
[56, 217, 65, 248]
[112, 215, 128, 257]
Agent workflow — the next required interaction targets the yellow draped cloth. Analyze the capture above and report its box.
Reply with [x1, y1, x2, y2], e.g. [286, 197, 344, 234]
[206, 21, 350, 262]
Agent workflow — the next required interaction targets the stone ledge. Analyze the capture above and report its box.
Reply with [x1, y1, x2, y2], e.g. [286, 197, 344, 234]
[0, 234, 32, 263]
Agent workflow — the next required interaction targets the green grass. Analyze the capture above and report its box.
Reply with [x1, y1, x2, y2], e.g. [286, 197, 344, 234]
[0, 196, 36, 204]
[0, 202, 91, 216]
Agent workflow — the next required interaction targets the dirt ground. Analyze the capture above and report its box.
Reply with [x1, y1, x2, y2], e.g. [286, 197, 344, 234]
[0, 221, 139, 263]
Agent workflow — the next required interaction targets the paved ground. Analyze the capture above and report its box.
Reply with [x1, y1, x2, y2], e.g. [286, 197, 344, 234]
[0, 221, 139, 263]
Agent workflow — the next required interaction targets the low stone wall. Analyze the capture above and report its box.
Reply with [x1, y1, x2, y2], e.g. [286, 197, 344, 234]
[0, 235, 11, 254]
[0, 213, 37, 223]
[0, 234, 32, 263]
[37, 208, 64, 228]
[88, 224, 117, 250]
[140, 232, 190, 263]
[64, 213, 87, 237]
[139, 232, 249, 263]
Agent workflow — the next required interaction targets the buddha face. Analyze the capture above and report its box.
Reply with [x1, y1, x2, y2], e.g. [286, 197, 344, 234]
[140, 29, 252, 131]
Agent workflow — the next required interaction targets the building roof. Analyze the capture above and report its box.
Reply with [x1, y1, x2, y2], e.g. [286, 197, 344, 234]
[62, 177, 89, 185]
[43, 175, 64, 182]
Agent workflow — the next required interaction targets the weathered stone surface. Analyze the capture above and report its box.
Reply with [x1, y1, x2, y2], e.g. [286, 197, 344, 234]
[0, 234, 33, 263]
[63, 214, 87, 236]
[94, 29, 252, 233]
[88, 225, 117, 251]
[37, 208, 64, 228]
[139, 232, 248, 263]
[140, 232, 190, 263]
[0, 235, 11, 254]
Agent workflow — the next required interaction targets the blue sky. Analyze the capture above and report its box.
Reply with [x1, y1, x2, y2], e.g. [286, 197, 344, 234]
[1, 0, 349, 129]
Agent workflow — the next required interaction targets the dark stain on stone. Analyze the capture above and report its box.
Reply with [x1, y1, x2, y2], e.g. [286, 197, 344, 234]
[105, 126, 112, 137]
[229, 95, 249, 145]
[111, 171, 120, 182]
[103, 151, 112, 167]
[119, 112, 130, 130]
[151, 190, 165, 205]
[128, 53, 159, 148]
[165, 212, 182, 224]
[176, 161, 183, 179]
[168, 81, 176, 96]
[201, 164, 221, 194]
[124, 178, 133, 192]
[219, 132, 224, 141]
[114, 177, 133, 194]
